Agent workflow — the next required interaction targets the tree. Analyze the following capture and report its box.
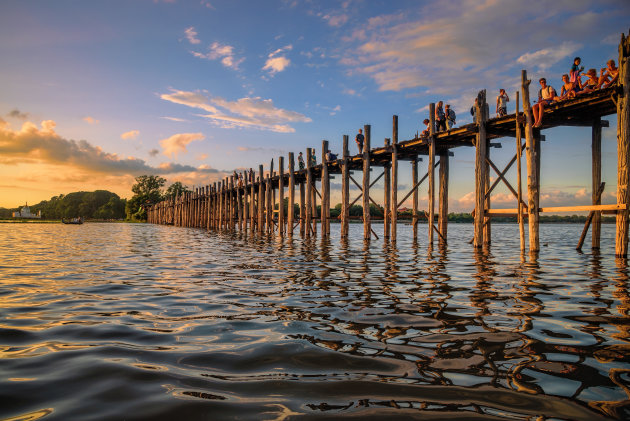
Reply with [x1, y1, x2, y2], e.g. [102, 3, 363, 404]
[164, 181, 189, 199]
[126, 175, 166, 221]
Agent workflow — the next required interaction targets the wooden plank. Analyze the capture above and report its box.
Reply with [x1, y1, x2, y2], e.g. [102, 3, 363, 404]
[487, 204, 625, 214]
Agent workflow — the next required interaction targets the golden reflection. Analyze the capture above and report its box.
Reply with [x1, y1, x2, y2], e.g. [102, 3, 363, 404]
[262, 404, 304, 420]
[2, 408, 53, 421]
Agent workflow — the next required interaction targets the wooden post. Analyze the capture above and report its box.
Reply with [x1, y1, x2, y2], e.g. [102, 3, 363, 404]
[279, 156, 285, 237]
[243, 172, 249, 231]
[384, 138, 391, 239]
[522, 71, 539, 252]
[321, 140, 330, 237]
[266, 160, 273, 234]
[218, 182, 223, 229]
[391, 115, 398, 241]
[288, 153, 295, 237]
[411, 157, 418, 238]
[299, 179, 306, 237]
[439, 152, 449, 244]
[617, 30, 630, 257]
[516, 91, 525, 252]
[249, 170, 256, 231]
[258, 165, 264, 233]
[484, 103, 491, 245]
[362, 124, 371, 240]
[473, 91, 488, 248]
[592, 118, 602, 249]
[341, 135, 350, 238]
[429, 103, 436, 244]
[306, 148, 313, 237]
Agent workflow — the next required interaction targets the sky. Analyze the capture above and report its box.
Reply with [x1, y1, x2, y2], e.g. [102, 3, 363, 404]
[1, 0, 629, 213]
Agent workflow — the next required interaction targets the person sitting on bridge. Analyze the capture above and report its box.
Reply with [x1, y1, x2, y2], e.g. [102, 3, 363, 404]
[532, 78, 556, 128]
[420, 118, 431, 138]
[579, 68, 600, 94]
[556, 74, 577, 101]
[325, 150, 338, 162]
[598, 59, 619, 88]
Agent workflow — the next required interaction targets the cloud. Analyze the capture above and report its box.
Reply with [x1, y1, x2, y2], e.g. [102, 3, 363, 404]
[516, 41, 581, 71]
[83, 116, 99, 125]
[160, 88, 311, 133]
[191, 42, 244, 69]
[148, 149, 159, 157]
[322, 13, 348, 27]
[0, 119, 217, 176]
[6, 109, 29, 120]
[263, 44, 293, 75]
[339, 0, 620, 105]
[184, 26, 201, 44]
[159, 132, 204, 158]
[121, 130, 140, 140]
[237, 146, 286, 155]
[161, 116, 188, 122]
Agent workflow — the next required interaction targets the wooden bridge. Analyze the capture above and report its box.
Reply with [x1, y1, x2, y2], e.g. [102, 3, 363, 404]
[148, 31, 630, 257]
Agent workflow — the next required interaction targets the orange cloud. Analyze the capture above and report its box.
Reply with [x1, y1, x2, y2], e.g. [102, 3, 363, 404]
[159, 132, 204, 158]
[121, 130, 140, 140]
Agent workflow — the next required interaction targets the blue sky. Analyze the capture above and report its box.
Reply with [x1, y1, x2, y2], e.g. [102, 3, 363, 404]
[1, 0, 628, 211]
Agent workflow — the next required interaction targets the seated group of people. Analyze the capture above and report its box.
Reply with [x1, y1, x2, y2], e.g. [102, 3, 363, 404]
[532, 57, 619, 127]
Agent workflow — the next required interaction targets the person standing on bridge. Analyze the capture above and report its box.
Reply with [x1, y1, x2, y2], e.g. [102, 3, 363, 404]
[298, 152, 305, 170]
[435, 101, 446, 132]
[496, 89, 509, 117]
[355, 129, 364, 154]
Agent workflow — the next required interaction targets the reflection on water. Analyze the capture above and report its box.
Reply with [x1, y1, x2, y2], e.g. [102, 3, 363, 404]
[0, 222, 629, 420]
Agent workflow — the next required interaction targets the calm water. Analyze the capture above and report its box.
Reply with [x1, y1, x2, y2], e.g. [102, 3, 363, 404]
[1, 222, 629, 420]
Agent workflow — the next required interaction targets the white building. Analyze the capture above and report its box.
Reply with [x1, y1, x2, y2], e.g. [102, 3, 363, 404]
[12, 203, 41, 219]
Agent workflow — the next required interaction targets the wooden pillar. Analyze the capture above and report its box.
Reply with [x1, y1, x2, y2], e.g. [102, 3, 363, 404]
[321, 140, 330, 237]
[237, 178, 243, 231]
[288, 154, 295, 236]
[306, 148, 313, 237]
[516, 91, 525, 252]
[592, 118, 602, 249]
[391, 115, 398, 241]
[258, 166, 264, 233]
[362, 125, 371, 239]
[249, 170, 256, 231]
[229, 177, 235, 230]
[266, 160, 273, 234]
[299, 179, 306, 237]
[242, 172, 249, 231]
[617, 31, 630, 257]
[473, 91, 488, 248]
[412, 157, 418, 239]
[341, 135, 350, 238]
[384, 138, 391, 239]
[439, 152, 449, 244]
[484, 102, 491, 246]
[428, 103, 436, 244]
[218, 183, 223, 229]
[522, 70, 540, 252]
[279, 156, 285, 237]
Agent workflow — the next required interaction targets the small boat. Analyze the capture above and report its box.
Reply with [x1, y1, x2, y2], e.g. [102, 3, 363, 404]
[62, 217, 84, 225]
